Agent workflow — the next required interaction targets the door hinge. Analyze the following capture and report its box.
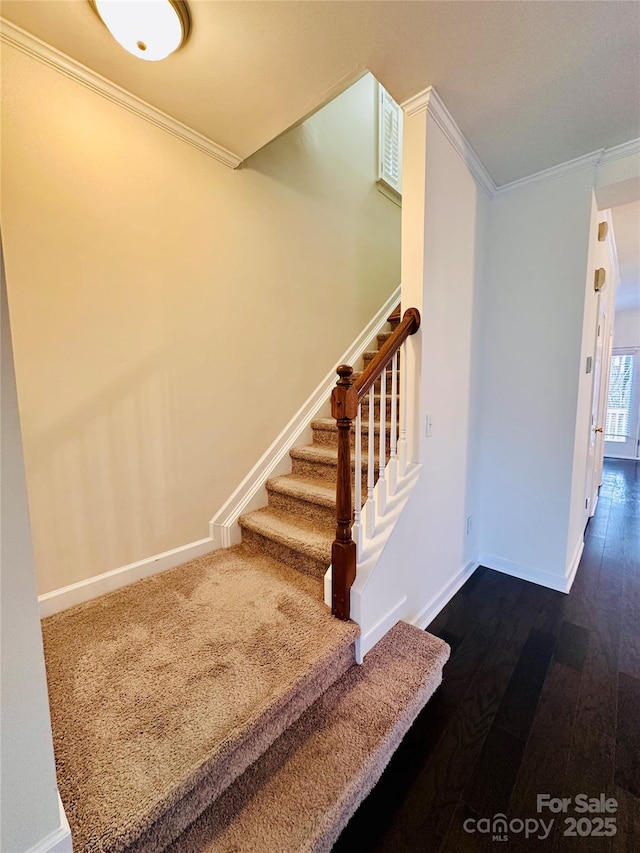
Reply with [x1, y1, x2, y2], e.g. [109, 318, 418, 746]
[585, 498, 589, 509]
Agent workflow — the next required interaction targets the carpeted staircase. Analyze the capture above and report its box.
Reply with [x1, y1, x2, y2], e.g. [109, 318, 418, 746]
[41, 316, 450, 852]
[237, 325, 398, 579]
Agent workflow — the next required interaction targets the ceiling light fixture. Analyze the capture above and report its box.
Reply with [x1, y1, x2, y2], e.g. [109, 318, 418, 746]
[90, 0, 190, 62]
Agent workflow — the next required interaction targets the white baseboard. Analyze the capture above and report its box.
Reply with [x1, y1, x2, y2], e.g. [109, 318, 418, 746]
[209, 285, 401, 548]
[479, 550, 579, 594]
[26, 794, 72, 853]
[38, 537, 216, 617]
[564, 538, 584, 593]
[409, 560, 479, 631]
[355, 596, 407, 664]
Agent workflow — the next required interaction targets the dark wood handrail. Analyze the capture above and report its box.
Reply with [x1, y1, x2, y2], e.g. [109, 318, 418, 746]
[354, 308, 420, 402]
[330, 307, 421, 620]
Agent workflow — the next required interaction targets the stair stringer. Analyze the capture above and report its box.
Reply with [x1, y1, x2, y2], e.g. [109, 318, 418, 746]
[210, 285, 400, 548]
[324, 462, 423, 663]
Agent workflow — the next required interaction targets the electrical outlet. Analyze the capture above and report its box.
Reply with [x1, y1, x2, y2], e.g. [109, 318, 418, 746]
[425, 414, 433, 437]
[466, 515, 473, 536]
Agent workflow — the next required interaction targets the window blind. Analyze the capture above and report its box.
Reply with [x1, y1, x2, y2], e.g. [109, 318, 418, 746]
[378, 85, 403, 195]
[605, 353, 634, 441]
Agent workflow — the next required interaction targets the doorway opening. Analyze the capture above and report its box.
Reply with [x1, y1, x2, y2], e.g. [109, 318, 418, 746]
[604, 347, 640, 459]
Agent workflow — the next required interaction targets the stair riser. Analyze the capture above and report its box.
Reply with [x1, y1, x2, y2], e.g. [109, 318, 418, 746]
[291, 456, 338, 484]
[291, 457, 369, 492]
[363, 351, 402, 370]
[360, 398, 399, 420]
[240, 527, 330, 579]
[355, 374, 397, 395]
[267, 489, 336, 528]
[312, 428, 392, 455]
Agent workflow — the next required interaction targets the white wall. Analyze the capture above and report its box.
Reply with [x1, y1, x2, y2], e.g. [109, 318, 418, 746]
[1, 46, 400, 595]
[613, 308, 640, 348]
[0, 239, 66, 852]
[355, 126, 639, 636]
[596, 148, 640, 199]
[354, 95, 488, 640]
[478, 168, 596, 590]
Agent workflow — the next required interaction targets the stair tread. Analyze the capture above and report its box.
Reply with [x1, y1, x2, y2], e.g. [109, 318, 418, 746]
[363, 348, 400, 360]
[239, 507, 334, 558]
[167, 622, 450, 853]
[266, 474, 336, 507]
[42, 546, 358, 853]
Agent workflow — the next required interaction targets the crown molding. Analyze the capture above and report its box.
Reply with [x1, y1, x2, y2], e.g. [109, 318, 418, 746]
[401, 88, 432, 119]
[599, 137, 640, 167]
[0, 18, 243, 169]
[401, 87, 496, 198]
[495, 139, 640, 196]
[402, 85, 640, 201]
[495, 148, 604, 196]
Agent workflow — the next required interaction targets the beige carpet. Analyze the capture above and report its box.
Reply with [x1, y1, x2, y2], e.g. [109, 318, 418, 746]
[42, 546, 359, 853]
[165, 621, 450, 853]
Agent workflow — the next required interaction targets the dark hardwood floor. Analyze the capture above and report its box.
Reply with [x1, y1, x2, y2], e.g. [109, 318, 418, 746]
[333, 458, 639, 852]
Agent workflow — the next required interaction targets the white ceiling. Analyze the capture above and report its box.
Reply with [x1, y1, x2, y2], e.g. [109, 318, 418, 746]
[2, 0, 639, 185]
[611, 201, 640, 312]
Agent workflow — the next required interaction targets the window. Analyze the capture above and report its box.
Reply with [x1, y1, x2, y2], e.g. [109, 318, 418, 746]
[377, 84, 403, 204]
[605, 353, 634, 442]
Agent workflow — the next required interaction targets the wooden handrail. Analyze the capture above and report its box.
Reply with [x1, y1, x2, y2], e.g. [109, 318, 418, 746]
[330, 307, 421, 620]
[354, 308, 420, 402]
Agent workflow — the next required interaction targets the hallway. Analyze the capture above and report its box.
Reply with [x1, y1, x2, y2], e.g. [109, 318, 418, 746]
[334, 458, 639, 851]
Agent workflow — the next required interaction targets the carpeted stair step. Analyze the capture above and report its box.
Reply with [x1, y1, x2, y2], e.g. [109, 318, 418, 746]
[266, 474, 336, 528]
[360, 393, 399, 420]
[167, 621, 450, 853]
[289, 444, 370, 490]
[311, 418, 392, 454]
[362, 349, 402, 369]
[353, 369, 396, 394]
[42, 547, 359, 853]
[239, 507, 333, 578]
[377, 330, 393, 347]
[388, 305, 401, 329]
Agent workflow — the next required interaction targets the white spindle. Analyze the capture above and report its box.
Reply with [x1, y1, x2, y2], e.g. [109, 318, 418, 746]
[353, 404, 363, 553]
[398, 341, 408, 476]
[388, 350, 398, 496]
[378, 366, 387, 515]
[365, 385, 376, 537]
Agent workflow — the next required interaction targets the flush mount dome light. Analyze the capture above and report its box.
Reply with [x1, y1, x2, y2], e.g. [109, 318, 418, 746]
[90, 0, 190, 61]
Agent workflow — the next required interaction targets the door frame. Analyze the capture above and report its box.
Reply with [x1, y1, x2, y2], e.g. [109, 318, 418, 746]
[585, 297, 607, 518]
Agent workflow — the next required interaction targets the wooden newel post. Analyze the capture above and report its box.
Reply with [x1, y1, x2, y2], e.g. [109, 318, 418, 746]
[331, 365, 358, 620]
